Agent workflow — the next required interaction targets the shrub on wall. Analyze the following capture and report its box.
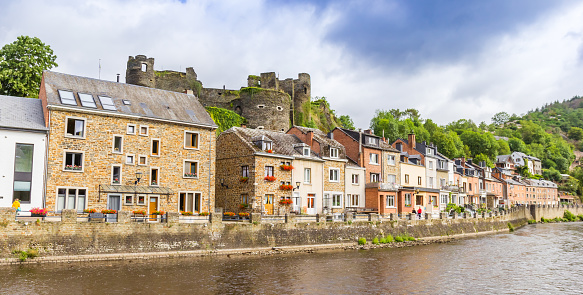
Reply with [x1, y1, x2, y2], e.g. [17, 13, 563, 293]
[205, 107, 246, 134]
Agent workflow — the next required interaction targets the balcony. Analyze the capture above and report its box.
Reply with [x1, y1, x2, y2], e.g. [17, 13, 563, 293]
[365, 182, 400, 191]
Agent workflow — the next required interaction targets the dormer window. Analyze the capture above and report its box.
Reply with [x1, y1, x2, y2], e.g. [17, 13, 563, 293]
[330, 148, 338, 158]
[78, 93, 96, 108]
[426, 148, 433, 155]
[58, 90, 77, 105]
[396, 143, 402, 151]
[367, 137, 377, 145]
[263, 141, 272, 151]
[303, 147, 310, 156]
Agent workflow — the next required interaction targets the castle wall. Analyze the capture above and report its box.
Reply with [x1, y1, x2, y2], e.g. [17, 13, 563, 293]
[232, 89, 291, 132]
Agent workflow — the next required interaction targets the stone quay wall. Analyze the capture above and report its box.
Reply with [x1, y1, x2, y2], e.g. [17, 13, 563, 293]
[1, 205, 577, 263]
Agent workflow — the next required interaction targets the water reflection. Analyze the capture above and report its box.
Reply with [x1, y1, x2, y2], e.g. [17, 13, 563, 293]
[1, 223, 583, 294]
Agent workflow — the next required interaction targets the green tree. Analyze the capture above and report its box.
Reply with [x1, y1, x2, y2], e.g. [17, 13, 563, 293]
[491, 112, 510, 125]
[508, 137, 528, 153]
[568, 127, 583, 140]
[338, 115, 355, 130]
[542, 167, 561, 181]
[497, 139, 511, 155]
[0, 36, 58, 98]
[473, 153, 493, 167]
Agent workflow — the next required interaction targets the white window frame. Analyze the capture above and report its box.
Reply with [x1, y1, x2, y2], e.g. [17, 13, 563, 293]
[136, 195, 146, 206]
[387, 155, 395, 165]
[138, 155, 148, 166]
[112, 135, 123, 154]
[184, 131, 200, 150]
[140, 125, 149, 136]
[124, 194, 134, 205]
[263, 141, 272, 151]
[386, 195, 395, 208]
[126, 154, 135, 165]
[303, 147, 310, 156]
[329, 168, 340, 182]
[64, 116, 87, 139]
[387, 174, 396, 184]
[127, 124, 136, 135]
[111, 164, 122, 185]
[367, 137, 376, 145]
[352, 174, 359, 185]
[178, 191, 202, 213]
[405, 193, 412, 206]
[369, 153, 379, 165]
[304, 168, 311, 184]
[55, 187, 88, 213]
[429, 161, 433, 170]
[330, 148, 339, 158]
[57, 90, 77, 105]
[331, 193, 343, 208]
[150, 167, 160, 186]
[63, 150, 85, 173]
[183, 159, 199, 179]
[265, 166, 274, 177]
[151, 138, 161, 157]
[370, 173, 380, 183]
[349, 194, 360, 207]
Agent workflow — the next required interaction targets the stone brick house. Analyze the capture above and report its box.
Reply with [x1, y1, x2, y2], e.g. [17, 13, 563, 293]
[215, 127, 326, 215]
[0, 95, 48, 211]
[331, 128, 400, 215]
[39, 71, 217, 215]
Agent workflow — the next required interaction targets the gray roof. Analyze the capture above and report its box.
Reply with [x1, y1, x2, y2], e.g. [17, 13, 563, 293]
[334, 127, 400, 152]
[223, 127, 319, 158]
[42, 71, 217, 128]
[0, 95, 48, 131]
[292, 126, 344, 149]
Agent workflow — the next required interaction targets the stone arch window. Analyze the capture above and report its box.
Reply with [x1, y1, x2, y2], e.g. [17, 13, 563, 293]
[234, 106, 242, 115]
[141, 63, 147, 72]
[304, 87, 307, 94]
[276, 106, 283, 111]
[281, 129, 285, 132]
[257, 126, 265, 130]
[257, 105, 265, 109]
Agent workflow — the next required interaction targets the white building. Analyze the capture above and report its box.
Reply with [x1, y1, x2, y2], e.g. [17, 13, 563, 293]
[0, 95, 48, 211]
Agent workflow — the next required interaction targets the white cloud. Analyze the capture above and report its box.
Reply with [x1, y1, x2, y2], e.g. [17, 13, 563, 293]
[1, 0, 583, 129]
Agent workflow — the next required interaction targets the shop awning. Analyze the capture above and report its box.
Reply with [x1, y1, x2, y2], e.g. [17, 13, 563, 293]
[98, 184, 174, 195]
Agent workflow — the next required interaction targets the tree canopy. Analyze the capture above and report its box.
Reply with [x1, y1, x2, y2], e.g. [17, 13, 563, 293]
[0, 36, 58, 98]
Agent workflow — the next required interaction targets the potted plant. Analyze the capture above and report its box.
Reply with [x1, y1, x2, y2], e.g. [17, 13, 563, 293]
[279, 199, 293, 205]
[151, 210, 165, 216]
[184, 173, 197, 178]
[280, 164, 294, 171]
[240, 176, 249, 183]
[180, 211, 194, 216]
[151, 180, 158, 186]
[239, 203, 249, 210]
[101, 209, 118, 222]
[279, 184, 293, 190]
[266, 149, 273, 153]
[30, 208, 47, 218]
[199, 212, 210, 216]
[238, 212, 250, 219]
[223, 211, 236, 217]
[264, 176, 276, 182]
[112, 177, 120, 184]
[132, 209, 146, 216]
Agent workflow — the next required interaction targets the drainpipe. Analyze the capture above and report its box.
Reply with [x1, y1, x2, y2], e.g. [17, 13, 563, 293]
[208, 129, 213, 213]
[43, 113, 51, 209]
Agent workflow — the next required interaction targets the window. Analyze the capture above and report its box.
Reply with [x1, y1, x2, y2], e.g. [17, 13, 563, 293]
[469, 183, 472, 191]
[124, 194, 133, 205]
[304, 168, 311, 183]
[405, 193, 412, 206]
[349, 194, 359, 207]
[185, 131, 199, 149]
[386, 195, 395, 207]
[369, 153, 379, 164]
[418, 176, 422, 185]
[431, 196, 437, 207]
[387, 174, 396, 184]
[426, 148, 433, 155]
[64, 151, 83, 172]
[405, 174, 410, 184]
[387, 155, 395, 165]
[440, 194, 448, 205]
[140, 126, 149, 136]
[151, 139, 160, 156]
[107, 195, 121, 211]
[138, 155, 147, 166]
[126, 154, 135, 165]
[263, 141, 272, 151]
[13, 143, 33, 203]
[428, 177, 434, 188]
[56, 188, 86, 213]
[58, 90, 77, 105]
[416, 195, 423, 206]
[113, 135, 123, 153]
[241, 194, 249, 205]
[303, 147, 310, 156]
[65, 117, 85, 138]
[367, 137, 377, 145]
[184, 160, 198, 178]
[78, 93, 96, 108]
[242, 165, 249, 177]
[127, 124, 136, 135]
[141, 63, 147, 71]
[123, 99, 131, 105]
[352, 174, 359, 185]
[179, 192, 201, 213]
[112, 165, 121, 185]
[370, 173, 380, 183]
[429, 161, 433, 169]
[330, 148, 338, 158]
[329, 169, 339, 182]
[440, 178, 446, 187]
[332, 194, 342, 208]
[98, 96, 117, 111]
[137, 195, 146, 206]
[265, 166, 274, 177]
[150, 168, 159, 186]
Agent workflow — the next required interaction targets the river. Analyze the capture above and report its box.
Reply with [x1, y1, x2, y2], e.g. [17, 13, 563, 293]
[1, 223, 582, 294]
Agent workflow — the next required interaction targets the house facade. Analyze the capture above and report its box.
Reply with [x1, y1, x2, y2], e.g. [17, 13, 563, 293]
[40, 71, 217, 215]
[0, 95, 48, 211]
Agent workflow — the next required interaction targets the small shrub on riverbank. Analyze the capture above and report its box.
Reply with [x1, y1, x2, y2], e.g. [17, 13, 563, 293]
[577, 215, 583, 221]
[372, 237, 380, 245]
[564, 210, 576, 222]
[358, 238, 366, 245]
[553, 217, 561, 222]
[386, 235, 394, 243]
[12, 249, 38, 261]
[406, 236, 416, 241]
[507, 222, 515, 232]
[380, 237, 387, 243]
[395, 236, 404, 243]
[527, 220, 536, 224]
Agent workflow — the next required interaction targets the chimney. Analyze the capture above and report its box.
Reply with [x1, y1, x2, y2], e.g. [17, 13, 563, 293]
[408, 133, 416, 148]
[382, 137, 386, 143]
[307, 131, 313, 146]
[364, 129, 372, 135]
[186, 89, 194, 95]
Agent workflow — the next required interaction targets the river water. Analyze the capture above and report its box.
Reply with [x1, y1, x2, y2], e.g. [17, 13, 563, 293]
[1, 223, 582, 294]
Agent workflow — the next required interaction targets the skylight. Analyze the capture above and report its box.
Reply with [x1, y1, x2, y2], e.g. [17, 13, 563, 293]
[98, 96, 117, 111]
[58, 90, 77, 105]
[78, 93, 96, 108]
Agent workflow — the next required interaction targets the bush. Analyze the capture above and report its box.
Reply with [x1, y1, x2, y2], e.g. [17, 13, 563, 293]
[406, 236, 416, 241]
[564, 210, 576, 222]
[26, 249, 38, 258]
[386, 235, 394, 243]
[553, 217, 561, 222]
[577, 215, 583, 221]
[395, 236, 404, 243]
[358, 237, 367, 245]
[507, 222, 515, 232]
[380, 237, 387, 244]
[372, 237, 380, 245]
[527, 219, 536, 224]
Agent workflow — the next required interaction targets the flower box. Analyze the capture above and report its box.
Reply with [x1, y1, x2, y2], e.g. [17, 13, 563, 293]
[266, 149, 273, 153]
[184, 173, 197, 178]
[279, 199, 293, 205]
[181, 211, 194, 216]
[279, 184, 293, 190]
[199, 212, 210, 216]
[30, 207, 48, 217]
[89, 212, 104, 222]
[84, 208, 97, 214]
[101, 209, 117, 214]
[151, 211, 165, 216]
[64, 165, 82, 171]
[238, 212, 250, 218]
[280, 164, 294, 171]
[240, 177, 249, 183]
[223, 212, 236, 217]
[264, 176, 276, 182]
[132, 210, 147, 215]
[239, 203, 249, 210]
[105, 213, 117, 222]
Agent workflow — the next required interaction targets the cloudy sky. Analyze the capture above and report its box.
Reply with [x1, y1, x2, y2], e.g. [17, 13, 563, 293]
[2, 0, 583, 128]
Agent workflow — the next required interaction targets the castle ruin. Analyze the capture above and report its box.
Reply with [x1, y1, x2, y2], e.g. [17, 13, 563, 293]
[126, 55, 311, 131]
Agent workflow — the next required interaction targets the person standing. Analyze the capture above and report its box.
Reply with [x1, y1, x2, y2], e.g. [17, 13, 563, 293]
[417, 207, 422, 219]
[12, 198, 21, 220]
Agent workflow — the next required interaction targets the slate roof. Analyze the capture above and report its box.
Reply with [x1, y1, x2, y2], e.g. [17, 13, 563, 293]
[0, 95, 48, 131]
[292, 126, 344, 149]
[334, 127, 399, 152]
[42, 71, 217, 128]
[223, 127, 319, 159]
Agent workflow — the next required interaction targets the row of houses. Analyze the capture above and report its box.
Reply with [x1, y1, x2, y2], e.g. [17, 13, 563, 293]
[0, 71, 560, 216]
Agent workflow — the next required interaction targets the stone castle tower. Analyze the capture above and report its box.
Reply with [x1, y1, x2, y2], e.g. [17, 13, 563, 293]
[125, 55, 311, 132]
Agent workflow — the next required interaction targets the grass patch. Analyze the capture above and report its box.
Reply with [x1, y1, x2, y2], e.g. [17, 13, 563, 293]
[12, 249, 39, 262]
[507, 222, 515, 232]
[527, 219, 537, 224]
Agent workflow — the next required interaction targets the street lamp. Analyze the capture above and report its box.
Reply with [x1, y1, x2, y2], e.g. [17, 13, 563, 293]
[293, 181, 301, 190]
[135, 171, 142, 185]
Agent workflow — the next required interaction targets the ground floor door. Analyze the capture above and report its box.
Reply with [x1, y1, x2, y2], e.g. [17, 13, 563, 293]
[149, 196, 159, 221]
[107, 195, 121, 211]
[292, 192, 301, 214]
[264, 194, 274, 215]
[307, 194, 316, 215]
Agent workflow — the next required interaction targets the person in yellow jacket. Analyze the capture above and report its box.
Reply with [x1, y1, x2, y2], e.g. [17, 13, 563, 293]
[12, 198, 21, 212]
